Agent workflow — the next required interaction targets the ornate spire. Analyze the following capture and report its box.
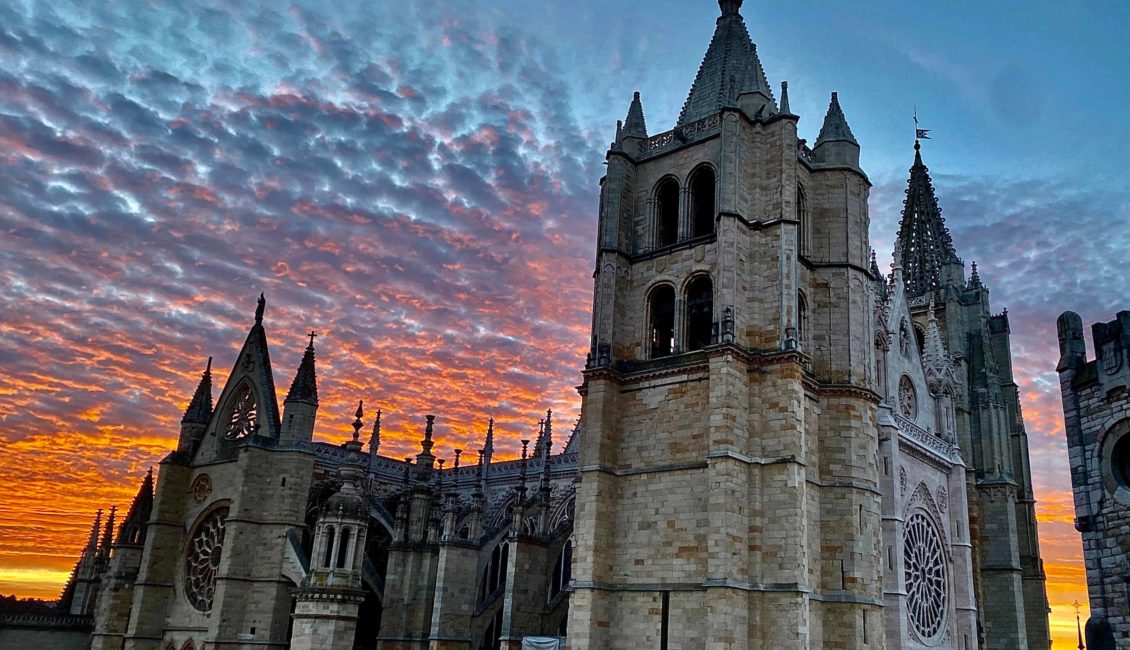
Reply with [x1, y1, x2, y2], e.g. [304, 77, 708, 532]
[369, 409, 382, 457]
[182, 357, 213, 424]
[678, 0, 774, 125]
[83, 510, 103, 561]
[414, 415, 437, 483]
[116, 468, 154, 546]
[814, 92, 857, 146]
[869, 249, 882, 280]
[98, 506, 117, 558]
[622, 91, 648, 139]
[285, 332, 318, 404]
[969, 260, 983, 289]
[895, 141, 961, 298]
[484, 417, 495, 462]
[923, 301, 949, 369]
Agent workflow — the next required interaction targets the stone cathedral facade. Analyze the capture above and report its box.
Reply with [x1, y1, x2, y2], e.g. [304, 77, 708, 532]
[51, 2, 1050, 649]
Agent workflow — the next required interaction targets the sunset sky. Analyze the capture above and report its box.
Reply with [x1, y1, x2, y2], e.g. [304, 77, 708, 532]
[0, 0, 1126, 645]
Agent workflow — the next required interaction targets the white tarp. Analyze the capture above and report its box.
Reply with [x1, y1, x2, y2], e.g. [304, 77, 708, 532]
[521, 637, 565, 650]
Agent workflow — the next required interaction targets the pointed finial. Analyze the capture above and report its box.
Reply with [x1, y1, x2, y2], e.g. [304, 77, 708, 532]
[719, 0, 742, 16]
[351, 400, 364, 441]
[183, 357, 215, 424]
[369, 409, 382, 456]
[205, 356, 212, 374]
[779, 81, 791, 114]
[970, 261, 982, 287]
[307, 330, 317, 349]
[255, 292, 265, 324]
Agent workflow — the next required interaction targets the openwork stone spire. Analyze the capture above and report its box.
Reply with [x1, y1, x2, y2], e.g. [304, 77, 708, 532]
[285, 332, 318, 404]
[896, 142, 960, 298]
[678, 0, 774, 125]
[182, 357, 213, 424]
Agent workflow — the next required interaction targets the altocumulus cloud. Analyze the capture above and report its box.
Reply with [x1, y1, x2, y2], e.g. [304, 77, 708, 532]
[0, 0, 603, 590]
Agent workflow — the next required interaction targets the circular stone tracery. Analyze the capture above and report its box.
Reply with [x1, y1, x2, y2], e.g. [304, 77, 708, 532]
[184, 506, 229, 612]
[904, 511, 948, 641]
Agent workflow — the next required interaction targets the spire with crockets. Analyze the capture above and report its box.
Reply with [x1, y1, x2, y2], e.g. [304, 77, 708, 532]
[678, 0, 776, 126]
[895, 140, 961, 298]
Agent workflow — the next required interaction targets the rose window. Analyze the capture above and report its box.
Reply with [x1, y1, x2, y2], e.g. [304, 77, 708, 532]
[899, 375, 917, 419]
[904, 511, 948, 641]
[224, 384, 258, 439]
[184, 506, 229, 612]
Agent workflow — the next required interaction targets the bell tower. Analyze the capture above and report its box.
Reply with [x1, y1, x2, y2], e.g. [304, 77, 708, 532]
[569, 1, 882, 648]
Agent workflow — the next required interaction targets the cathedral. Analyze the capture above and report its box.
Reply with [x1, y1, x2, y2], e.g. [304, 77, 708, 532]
[52, 2, 1051, 648]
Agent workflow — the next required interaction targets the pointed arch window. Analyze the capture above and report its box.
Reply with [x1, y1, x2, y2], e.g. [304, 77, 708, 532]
[648, 285, 676, 358]
[322, 526, 336, 569]
[336, 527, 351, 569]
[797, 184, 810, 256]
[686, 276, 714, 351]
[690, 166, 715, 238]
[655, 178, 680, 248]
[223, 383, 258, 440]
[797, 291, 809, 351]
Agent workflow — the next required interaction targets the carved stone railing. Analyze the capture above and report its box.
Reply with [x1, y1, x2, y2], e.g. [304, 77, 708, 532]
[894, 413, 953, 459]
[638, 114, 722, 159]
[0, 613, 92, 629]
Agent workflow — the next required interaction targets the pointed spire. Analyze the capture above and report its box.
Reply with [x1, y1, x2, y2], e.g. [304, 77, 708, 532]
[969, 261, 983, 288]
[869, 249, 882, 280]
[285, 332, 318, 404]
[779, 81, 791, 115]
[923, 300, 950, 370]
[369, 409, 382, 458]
[415, 415, 437, 483]
[182, 357, 213, 424]
[895, 141, 961, 298]
[82, 510, 103, 561]
[678, 0, 774, 125]
[622, 91, 648, 139]
[484, 417, 495, 462]
[116, 468, 154, 546]
[98, 506, 117, 558]
[815, 92, 857, 146]
[351, 400, 364, 442]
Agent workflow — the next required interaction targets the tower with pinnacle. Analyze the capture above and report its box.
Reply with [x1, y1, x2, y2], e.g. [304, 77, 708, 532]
[892, 137, 1051, 648]
[571, 1, 882, 646]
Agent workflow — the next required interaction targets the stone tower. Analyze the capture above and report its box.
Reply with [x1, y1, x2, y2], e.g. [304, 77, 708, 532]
[120, 295, 318, 650]
[291, 402, 370, 650]
[1057, 310, 1130, 649]
[893, 140, 1050, 648]
[569, 1, 883, 646]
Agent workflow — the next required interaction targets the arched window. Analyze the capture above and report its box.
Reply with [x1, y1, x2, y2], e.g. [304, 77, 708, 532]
[796, 184, 809, 256]
[655, 178, 680, 248]
[797, 291, 809, 350]
[648, 285, 676, 358]
[875, 336, 887, 398]
[336, 527, 351, 569]
[549, 538, 573, 600]
[322, 526, 335, 569]
[686, 276, 714, 351]
[690, 167, 715, 238]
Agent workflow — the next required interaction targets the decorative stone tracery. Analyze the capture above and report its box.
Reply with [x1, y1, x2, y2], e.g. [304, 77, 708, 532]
[904, 510, 948, 643]
[224, 384, 258, 439]
[184, 505, 229, 612]
[190, 474, 212, 504]
[899, 375, 917, 419]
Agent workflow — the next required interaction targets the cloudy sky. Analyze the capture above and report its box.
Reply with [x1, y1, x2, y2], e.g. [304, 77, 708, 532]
[0, 0, 1125, 644]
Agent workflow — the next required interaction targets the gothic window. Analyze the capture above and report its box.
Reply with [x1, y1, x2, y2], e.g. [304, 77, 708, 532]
[904, 511, 948, 642]
[685, 276, 713, 351]
[655, 178, 680, 248]
[336, 527, 351, 569]
[479, 608, 503, 650]
[479, 541, 509, 605]
[796, 184, 809, 256]
[875, 336, 888, 398]
[323, 526, 335, 568]
[689, 166, 715, 237]
[648, 285, 676, 358]
[549, 538, 573, 601]
[899, 375, 917, 419]
[797, 291, 809, 351]
[224, 383, 258, 439]
[184, 505, 229, 612]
